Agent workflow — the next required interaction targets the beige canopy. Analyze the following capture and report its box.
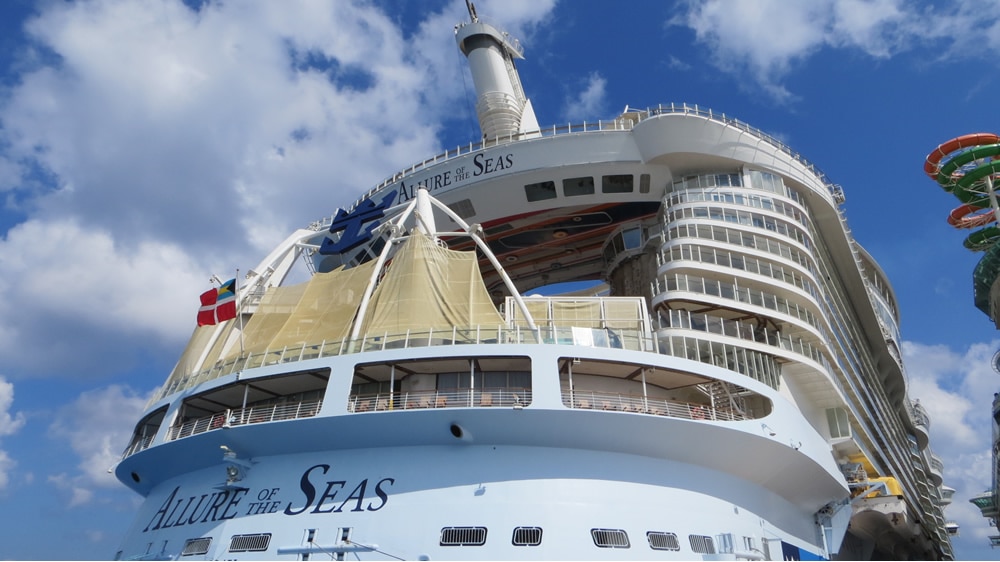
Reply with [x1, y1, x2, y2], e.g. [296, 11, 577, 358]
[358, 230, 503, 339]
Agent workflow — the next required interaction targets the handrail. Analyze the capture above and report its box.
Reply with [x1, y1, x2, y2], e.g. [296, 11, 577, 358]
[561, 389, 749, 421]
[162, 399, 323, 445]
[152, 325, 656, 402]
[348, 387, 531, 412]
[309, 102, 839, 231]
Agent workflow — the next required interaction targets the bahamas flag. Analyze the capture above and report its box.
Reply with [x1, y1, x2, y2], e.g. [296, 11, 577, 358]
[197, 278, 237, 326]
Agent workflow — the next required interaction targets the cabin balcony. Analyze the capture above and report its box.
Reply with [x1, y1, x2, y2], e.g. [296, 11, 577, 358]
[347, 388, 530, 412]
[154, 323, 657, 403]
[971, 490, 999, 519]
[166, 399, 324, 442]
[559, 389, 747, 421]
[908, 399, 930, 450]
[928, 451, 944, 486]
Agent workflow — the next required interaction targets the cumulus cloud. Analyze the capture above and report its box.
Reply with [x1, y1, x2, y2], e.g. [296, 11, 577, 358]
[670, 0, 999, 103]
[48, 384, 149, 506]
[902, 339, 1000, 543]
[0, 0, 556, 381]
[563, 72, 607, 122]
[0, 377, 26, 491]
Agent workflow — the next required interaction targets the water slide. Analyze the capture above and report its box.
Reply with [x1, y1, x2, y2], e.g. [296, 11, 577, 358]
[924, 133, 1000, 250]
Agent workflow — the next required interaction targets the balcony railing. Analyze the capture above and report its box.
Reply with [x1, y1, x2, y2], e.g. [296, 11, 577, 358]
[348, 388, 531, 412]
[121, 434, 155, 458]
[319, 102, 836, 223]
[163, 399, 323, 444]
[561, 390, 747, 421]
[154, 325, 656, 402]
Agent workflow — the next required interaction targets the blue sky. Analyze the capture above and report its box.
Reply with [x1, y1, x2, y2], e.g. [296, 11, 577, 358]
[0, 0, 999, 559]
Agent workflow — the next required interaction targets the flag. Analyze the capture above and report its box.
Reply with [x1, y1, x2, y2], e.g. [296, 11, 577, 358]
[197, 278, 237, 326]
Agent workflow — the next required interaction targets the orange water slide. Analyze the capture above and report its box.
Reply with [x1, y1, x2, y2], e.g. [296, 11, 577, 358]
[948, 203, 997, 229]
[924, 133, 1000, 180]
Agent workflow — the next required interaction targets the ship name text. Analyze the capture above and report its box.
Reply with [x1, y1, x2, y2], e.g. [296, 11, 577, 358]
[396, 152, 514, 203]
[141, 464, 395, 532]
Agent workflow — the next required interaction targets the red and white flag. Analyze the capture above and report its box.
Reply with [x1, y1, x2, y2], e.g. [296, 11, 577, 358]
[197, 278, 237, 326]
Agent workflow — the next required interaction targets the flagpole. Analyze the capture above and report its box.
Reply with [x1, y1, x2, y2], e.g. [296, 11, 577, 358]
[236, 268, 246, 356]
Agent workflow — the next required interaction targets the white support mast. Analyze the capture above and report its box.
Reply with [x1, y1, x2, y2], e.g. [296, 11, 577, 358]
[349, 188, 536, 342]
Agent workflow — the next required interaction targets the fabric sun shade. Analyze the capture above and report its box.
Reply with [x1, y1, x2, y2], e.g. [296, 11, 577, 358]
[197, 278, 237, 326]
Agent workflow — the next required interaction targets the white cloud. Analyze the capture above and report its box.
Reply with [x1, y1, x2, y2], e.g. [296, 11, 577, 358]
[0, 1, 556, 381]
[0, 219, 207, 376]
[902, 339, 1000, 545]
[0, 377, 26, 491]
[48, 384, 149, 506]
[671, 0, 1000, 103]
[563, 72, 607, 122]
[0, 377, 26, 438]
[0, 450, 14, 491]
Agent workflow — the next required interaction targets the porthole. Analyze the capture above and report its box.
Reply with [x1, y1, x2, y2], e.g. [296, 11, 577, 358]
[512, 527, 542, 546]
[592, 528, 630, 548]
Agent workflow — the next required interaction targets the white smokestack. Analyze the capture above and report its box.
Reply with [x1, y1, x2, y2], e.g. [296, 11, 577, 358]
[455, 2, 540, 140]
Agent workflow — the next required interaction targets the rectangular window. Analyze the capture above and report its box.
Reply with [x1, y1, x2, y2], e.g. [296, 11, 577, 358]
[827, 407, 851, 438]
[563, 176, 595, 196]
[440, 527, 487, 546]
[182, 538, 212, 556]
[689, 534, 715, 554]
[639, 173, 650, 193]
[229, 533, 271, 553]
[525, 180, 557, 202]
[592, 528, 630, 548]
[647, 532, 680, 551]
[622, 228, 642, 250]
[512, 527, 543, 546]
[448, 198, 476, 219]
[602, 174, 633, 193]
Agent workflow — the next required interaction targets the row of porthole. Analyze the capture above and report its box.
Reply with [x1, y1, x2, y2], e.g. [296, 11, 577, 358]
[161, 528, 722, 557]
[116, 533, 273, 560]
[439, 526, 717, 554]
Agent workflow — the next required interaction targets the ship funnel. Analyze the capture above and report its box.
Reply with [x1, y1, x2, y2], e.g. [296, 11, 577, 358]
[455, 3, 540, 140]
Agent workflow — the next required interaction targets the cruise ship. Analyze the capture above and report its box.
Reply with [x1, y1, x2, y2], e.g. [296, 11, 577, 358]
[113, 5, 954, 560]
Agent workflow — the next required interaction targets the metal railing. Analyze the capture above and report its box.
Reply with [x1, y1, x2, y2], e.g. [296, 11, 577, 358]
[164, 399, 323, 443]
[347, 388, 531, 412]
[121, 434, 155, 458]
[561, 390, 747, 422]
[154, 325, 656, 402]
[311, 102, 837, 227]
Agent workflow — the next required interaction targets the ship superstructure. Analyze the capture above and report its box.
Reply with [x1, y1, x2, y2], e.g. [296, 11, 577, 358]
[113, 6, 954, 560]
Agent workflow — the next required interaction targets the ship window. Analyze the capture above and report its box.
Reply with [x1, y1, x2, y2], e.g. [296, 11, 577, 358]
[647, 531, 680, 551]
[440, 527, 487, 546]
[525, 180, 557, 201]
[228, 533, 271, 553]
[622, 227, 642, 250]
[826, 407, 851, 439]
[123, 405, 167, 458]
[563, 176, 595, 196]
[448, 198, 476, 219]
[512, 527, 543, 546]
[603, 174, 633, 193]
[182, 538, 212, 556]
[689, 534, 715, 554]
[592, 528, 630, 548]
[639, 173, 650, 193]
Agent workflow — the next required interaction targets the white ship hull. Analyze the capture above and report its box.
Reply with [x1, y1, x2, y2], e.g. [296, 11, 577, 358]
[116, 345, 844, 561]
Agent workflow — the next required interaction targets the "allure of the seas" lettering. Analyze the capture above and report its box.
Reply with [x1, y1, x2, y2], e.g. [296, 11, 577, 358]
[141, 464, 396, 533]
